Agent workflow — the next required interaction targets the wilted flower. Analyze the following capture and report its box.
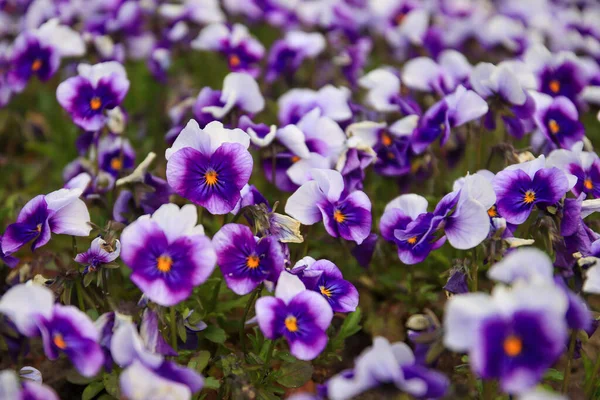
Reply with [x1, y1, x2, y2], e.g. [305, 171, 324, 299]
[75, 236, 121, 274]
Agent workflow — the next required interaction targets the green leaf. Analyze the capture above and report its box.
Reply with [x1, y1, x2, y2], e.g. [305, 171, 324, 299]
[203, 326, 227, 344]
[82, 381, 105, 400]
[187, 351, 211, 373]
[544, 369, 564, 382]
[83, 272, 96, 287]
[338, 308, 362, 339]
[203, 377, 221, 390]
[102, 371, 120, 398]
[276, 361, 313, 388]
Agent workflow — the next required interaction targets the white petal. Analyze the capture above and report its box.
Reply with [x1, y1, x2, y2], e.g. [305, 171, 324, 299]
[275, 271, 306, 304]
[0, 284, 54, 336]
[384, 194, 428, 219]
[443, 293, 497, 351]
[285, 181, 326, 224]
[277, 124, 310, 159]
[151, 203, 198, 243]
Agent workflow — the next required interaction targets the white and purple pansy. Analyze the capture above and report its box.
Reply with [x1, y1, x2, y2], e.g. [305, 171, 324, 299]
[278, 85, 352, 126]
[165, 119, 253, 215]
[2, 188, 92, 256]
[266, 30, 325, 82]
[75, 236, 121, 274]
[212, 223, 285, 295]
[0, 369, 59, 400]
[119, 203, 217, 306]
[325, 336, 449, 400]
[285, 168, 372, 245]
[547, 142, 600, 198]
[200, 72, 265, 120]
[56, 61, 130, 131]
[255, 272, 333, 360]
[358, 68, 419, 115]
[97, 135, 136, 178]
[531, 92, 585, 150]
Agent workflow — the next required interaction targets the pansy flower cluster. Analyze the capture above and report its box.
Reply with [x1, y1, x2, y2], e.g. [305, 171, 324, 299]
[4, 0, 600, 399]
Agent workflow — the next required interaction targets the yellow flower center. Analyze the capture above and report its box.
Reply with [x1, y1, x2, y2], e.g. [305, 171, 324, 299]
[548, 119, 560, 134]
[204, 170, 218, 186]
[36, 223, 42, 233]
[487, 205, 498, 218]
[53, 334, 67, 350]
[439, 123, 446, 131]
[333, 210, 345, 223]
[549, 79, 560, 93]
[246, 255, 260, 269]
[285, 316, 298, 332]
[407, 236, 418, 245]
[584, 178, 593, 190]
[503, 335, 522, 357]
[31, 59, 42, 72]
[381, 132, 393, 147]
[110, 157, 123, 170]
[523, 190, 536, 204]
[229, 54, 241, 67]
[320, 286, 332, 298]
[90, 97, 102, 111]
[291, 155, 300, 163]
[157, 255, 173, 273]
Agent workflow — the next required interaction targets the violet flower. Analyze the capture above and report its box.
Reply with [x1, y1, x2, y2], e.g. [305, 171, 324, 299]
[56, 61, 130, 131]
[401, 50, 472, 95]
[212, 223, 285, 295]
[531, 93, 584, 150]
[75, 236, 121, 274]
[192, 23, 265, 77]
[97, 135, 136, 178]
[278, 85, 352, 125]
[266, 31, 325, 82]
[2, 188, 92, 256]
[199, 72, 265, 120]
[119, 203, 216, 306]
[325, 336, 449, 399]
[547, 142, 600, 198]
[358, 68, 420, 115]
[166, 120, 253, 215]
[285, 169, 372, 245]
[255, 272, 333, 360]
[444, 279, 569, 393]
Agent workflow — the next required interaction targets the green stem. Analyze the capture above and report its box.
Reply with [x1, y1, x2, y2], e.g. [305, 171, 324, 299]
[170, 306, 178, 352]
[262, 339, 276, 377]
[562, 331, 577, 393]
[471, 263, 479, 292]
[585, 352, 600, 398]
[239, 285, 262, 354]
[208, 280, 222, 312]
[74, 279, 86, 312]
[482, 380, 495, 400]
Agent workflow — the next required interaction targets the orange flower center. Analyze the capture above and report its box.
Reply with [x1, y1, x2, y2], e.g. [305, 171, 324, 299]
[246, 255, 260, 269]
[204, 170, 218, 186]
[31, 59, 42, 72]
[503, 335, 522, 357]
[523, 190, 536, 204]
[548, 119, 560, 134]
[53, 334, 67, 350]
[549, 80, 561, 93]
[320, 286, 332, 298]
[394, 13, 406, 25]
[439, 123, 446, 131]
[407, 236, 418, 245]
[333, 210, 345, 223]
[36, 223, 42, 233]
[487, 206, 498, 218]
[157, 255, 173, 273]
[291, 155, 300, 163]
[111, 157, 123, 170]
[584, 178, 594, 190]
[90, 97, 102, 111]
[285, 315, 298, 332]
[381, 132, 393, 147]
[229, 54, 241, 67]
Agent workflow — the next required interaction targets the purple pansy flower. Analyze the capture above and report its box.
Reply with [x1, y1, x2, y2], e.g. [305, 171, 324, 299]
[0, 369, 59, 400]
[192, 23, 265, 77]
[166, 119, 253, 215]
[8, 19, 85, 93]
[198, 72, 265, 120]
[358, 68, 420, 115]
[402, 50, 472, 95]
[212, 223, 285, 295]
[239, 116, 277, 148]
[325, 336, 449, 400]
[0, 235, 19, 268]
[2, 188, 92, 256]
[369, 1, 429, 49]
[255, 272, 333, 360]
[492, 156, 575, 224]
[531, 93, 585, 150]
[278, 85, 352, 126]
[97, 135, 136, 178]
[336, 136, 376, 192]
[75, 236, 121, 274]
[120, 203, 217, 306]
[266, 31, 325, 82]
[56, 61, 130, 131]
[291, 258, 359, 313]
[547, 142, 600, 198]
[285, 169, 372, 244]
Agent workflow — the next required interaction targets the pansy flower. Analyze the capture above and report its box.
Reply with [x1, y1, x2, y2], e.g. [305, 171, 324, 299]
[199, 72, 265, 120]
[492, 156, 574, 224]
[336, 136, 377, 192]
[120, 203, 217, 306]
[97, 135, 136, 178]
[266, 31, 325, 82]
[401, 50, 472, 95]
[238, 115, 277, 148]
[531, 93, 584, 150]
[444, 280, 569, 393]
[358, 68, 420, 115]
[166, 119, 253, 215]
[278, 85, 352, 125]
[192, 23, 265, 76]
[213, 223, 285, 295]
[56, 61, 130, 131]
[286, 169, 372, 244]
[0, 369, 59, 400]
[2, 188, 92, 256]
[547, 142, 600, 198]
[291, 258, 359, 313]
[325, 336, 449, 399]
[9, 19, 85, 93]
[255, 272, 333, 360]
[75, 236, 121, 274]
[369, 0, 429, 48]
